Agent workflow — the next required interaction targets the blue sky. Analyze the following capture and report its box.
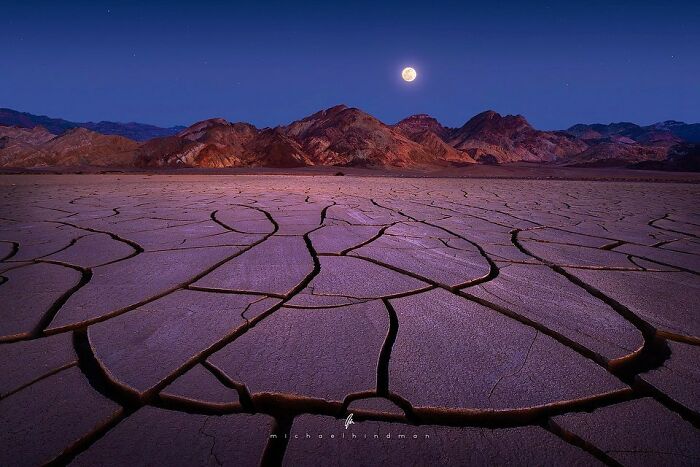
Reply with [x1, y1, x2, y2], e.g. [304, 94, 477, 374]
[2, 0, 698, 129]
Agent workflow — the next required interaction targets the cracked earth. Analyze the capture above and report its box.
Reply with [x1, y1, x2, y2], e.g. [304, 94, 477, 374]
[0, 174, 698, 466]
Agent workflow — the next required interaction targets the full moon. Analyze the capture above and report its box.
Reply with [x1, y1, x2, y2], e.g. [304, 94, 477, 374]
[401, 67, 417, 82]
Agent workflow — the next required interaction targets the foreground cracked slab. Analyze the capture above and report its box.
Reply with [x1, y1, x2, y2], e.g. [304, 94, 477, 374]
[193, 236, 314, 296]
[467, 263, 645, 361]
[553, 398, 700, 465]
[0, 262, 81, 339]
[389, 289, 625, 409]
[45, 232, 136, 267]
[0, 332, 76, 397]
[72, 407, 272, 466]
[49, 246, 242, 330]
[563, 268, 700, 341]
[208, 301, 389, 401]
[160, 363, 240, 406]
[0, 366, 121, 466]
[0, 174, 698, 465]
[88, 290, 277, 395]
[638, 340, 700, 414]
[351, 224, 491, 287]
[295, 255, 429, 305]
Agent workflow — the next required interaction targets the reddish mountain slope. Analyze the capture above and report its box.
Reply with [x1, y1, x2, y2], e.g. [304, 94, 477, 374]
[137, 118, 312, 168]
[0, 125, 55, 146]
[448, 111, 588, 163]
[0, 126, 56, 166]
[247, 128, 314, 167]
[408, 130, 476, 164]
[562, 141, 668, 167]
[394, 114, 454, 140]
[2, 106, 698, 170]
[282, 105, 456, 167]
[0, 127, 138, 167]
[393, 115, 475, 164]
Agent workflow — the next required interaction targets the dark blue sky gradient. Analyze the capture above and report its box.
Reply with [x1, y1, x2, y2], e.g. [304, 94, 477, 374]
[2, 0, 699, 129]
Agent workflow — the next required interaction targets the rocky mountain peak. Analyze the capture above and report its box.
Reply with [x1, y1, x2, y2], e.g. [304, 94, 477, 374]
[394, 114, 452, 140]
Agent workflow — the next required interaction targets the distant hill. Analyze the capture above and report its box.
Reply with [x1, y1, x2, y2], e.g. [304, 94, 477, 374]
[0, 108, 184, 141]
[0, 126, 138, 167]
[138, 117, 315, 168]
[447, 111, 587, 163]
[565, 120, 700, 144]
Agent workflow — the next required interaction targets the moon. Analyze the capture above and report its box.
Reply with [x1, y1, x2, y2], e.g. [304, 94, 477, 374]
[402, 67, 417, 82]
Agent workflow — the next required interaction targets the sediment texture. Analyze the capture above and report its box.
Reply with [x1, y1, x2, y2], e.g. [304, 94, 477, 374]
[0, 174, 698, 466]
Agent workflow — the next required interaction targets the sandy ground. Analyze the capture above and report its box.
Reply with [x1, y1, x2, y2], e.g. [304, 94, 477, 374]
[2, 163, 699, 183]
[0, 174, 698, 465]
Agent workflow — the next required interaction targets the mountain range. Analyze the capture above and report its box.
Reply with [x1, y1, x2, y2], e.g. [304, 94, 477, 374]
[0, 105, 698, 171]
[0, 108, 184, 141]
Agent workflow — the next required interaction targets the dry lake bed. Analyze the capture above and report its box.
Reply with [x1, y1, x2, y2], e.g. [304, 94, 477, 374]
[0, 173, 699, 466]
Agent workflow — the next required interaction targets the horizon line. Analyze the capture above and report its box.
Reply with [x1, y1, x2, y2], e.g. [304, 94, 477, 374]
[2, 105, 697, 133]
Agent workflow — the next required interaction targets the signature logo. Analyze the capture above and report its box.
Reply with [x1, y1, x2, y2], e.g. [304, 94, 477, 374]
[344, 413, 355, 430]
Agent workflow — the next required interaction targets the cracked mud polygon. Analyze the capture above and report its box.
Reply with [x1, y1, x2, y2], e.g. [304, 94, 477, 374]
[1, 174, 698, 466]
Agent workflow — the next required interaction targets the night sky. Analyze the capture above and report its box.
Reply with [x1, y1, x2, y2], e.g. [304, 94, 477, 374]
[3, 0, 698, 129]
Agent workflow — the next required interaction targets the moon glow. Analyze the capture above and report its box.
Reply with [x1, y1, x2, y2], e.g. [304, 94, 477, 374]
[402, 67, 417, 82]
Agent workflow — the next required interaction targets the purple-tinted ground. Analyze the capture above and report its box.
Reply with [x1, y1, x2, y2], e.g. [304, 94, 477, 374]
[0, 174, 698, 466]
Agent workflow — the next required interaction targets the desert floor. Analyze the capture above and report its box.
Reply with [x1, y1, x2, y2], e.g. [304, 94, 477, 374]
[0, 173, 698, 466]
